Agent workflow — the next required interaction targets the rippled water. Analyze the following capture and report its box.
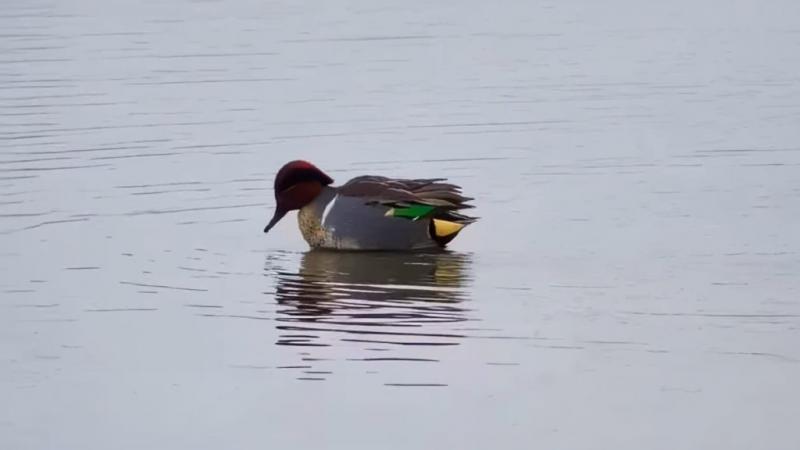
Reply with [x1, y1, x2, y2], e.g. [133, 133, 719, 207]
[2, 0, 800, 448]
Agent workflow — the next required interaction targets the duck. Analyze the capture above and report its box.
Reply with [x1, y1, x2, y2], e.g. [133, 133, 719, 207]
[263, 160, 476, 250]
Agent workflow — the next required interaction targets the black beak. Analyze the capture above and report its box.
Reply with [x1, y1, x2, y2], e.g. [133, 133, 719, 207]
[263, 209, 287, 233]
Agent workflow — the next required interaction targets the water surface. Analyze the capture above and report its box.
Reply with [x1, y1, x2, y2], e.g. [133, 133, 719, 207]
[2, 0, 800, 449]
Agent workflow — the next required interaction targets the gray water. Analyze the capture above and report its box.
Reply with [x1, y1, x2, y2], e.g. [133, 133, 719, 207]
[2, 1, 800, 448]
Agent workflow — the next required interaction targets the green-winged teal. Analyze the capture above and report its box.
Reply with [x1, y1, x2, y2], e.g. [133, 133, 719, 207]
[263, 160, 476, 250]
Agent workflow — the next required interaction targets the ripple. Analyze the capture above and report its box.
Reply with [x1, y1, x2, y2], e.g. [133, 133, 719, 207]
[266, 251, 473, 376]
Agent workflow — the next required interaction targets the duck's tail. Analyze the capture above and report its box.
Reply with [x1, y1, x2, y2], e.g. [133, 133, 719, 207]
[429, 211, 477, 247]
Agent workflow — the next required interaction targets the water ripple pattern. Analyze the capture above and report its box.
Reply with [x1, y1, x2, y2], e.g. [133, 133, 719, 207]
[2, 1, 800, 449]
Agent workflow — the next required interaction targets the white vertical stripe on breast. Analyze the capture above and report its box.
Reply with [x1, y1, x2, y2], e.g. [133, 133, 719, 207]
[321, 194, 338, 227]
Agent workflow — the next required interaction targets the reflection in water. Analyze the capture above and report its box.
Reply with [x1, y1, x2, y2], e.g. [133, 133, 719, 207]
[272, 251, 473, 348]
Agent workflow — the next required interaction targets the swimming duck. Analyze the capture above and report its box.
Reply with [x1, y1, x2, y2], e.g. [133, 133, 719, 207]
[263, 160, 476, 250]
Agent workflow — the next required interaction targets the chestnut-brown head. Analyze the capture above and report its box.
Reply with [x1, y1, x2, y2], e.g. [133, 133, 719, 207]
[263, 160, 334, 233]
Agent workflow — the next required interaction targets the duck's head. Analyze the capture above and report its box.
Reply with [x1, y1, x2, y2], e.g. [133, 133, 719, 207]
[263, 160, 334, 233]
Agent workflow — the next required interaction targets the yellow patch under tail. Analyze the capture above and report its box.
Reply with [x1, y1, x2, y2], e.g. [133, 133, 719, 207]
[432, 219, 465, 237]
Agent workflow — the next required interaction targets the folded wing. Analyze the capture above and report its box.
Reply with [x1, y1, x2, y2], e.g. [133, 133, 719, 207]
[338, 175, 477, 224]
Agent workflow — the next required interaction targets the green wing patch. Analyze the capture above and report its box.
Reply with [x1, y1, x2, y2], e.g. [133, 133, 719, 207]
[385, 204, 436, 220]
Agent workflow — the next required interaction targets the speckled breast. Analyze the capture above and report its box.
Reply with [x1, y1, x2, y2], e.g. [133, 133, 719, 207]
[297, 203, 335, 249]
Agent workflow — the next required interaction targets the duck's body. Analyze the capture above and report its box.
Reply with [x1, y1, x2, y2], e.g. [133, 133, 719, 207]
[298, 185, 453, 250]
[264, 162, 476, 251]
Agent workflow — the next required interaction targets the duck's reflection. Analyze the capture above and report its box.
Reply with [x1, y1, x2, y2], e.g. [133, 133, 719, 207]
[274, 251, 473, 347]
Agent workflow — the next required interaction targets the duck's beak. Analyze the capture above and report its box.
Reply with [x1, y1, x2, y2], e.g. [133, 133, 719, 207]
[263, 209, 287, 233]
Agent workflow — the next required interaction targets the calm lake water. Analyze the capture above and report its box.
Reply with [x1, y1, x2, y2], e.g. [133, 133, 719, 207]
[2, 0, 799, 448]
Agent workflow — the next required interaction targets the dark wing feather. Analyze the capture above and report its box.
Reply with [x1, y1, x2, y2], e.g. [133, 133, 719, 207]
[338, 175, 476, 223]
